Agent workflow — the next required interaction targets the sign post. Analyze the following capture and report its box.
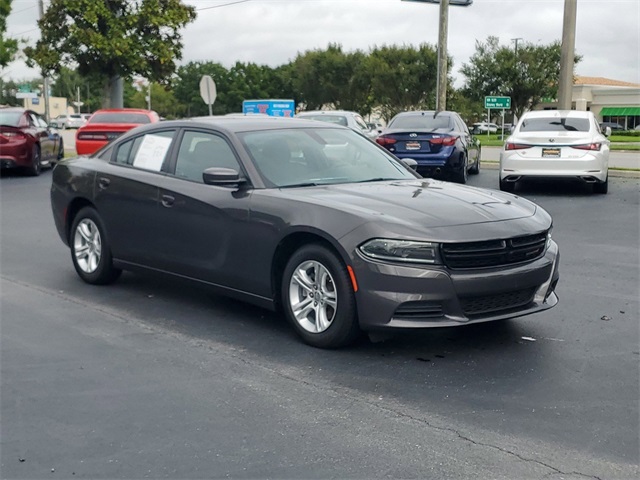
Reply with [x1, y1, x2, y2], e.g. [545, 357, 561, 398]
[199, 75, 217, 116]
[484, 96, 511, 140]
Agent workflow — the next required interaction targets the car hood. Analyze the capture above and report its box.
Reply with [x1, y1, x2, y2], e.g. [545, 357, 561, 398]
[279, 179, 536, 228]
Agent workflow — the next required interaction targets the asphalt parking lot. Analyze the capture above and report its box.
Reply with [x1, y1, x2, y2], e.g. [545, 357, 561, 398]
[1, 168, 638, 479]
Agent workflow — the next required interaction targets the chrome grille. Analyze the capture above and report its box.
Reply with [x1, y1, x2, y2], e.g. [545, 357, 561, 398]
[461, 287, 537, 317]
[441, 231, 547, 269]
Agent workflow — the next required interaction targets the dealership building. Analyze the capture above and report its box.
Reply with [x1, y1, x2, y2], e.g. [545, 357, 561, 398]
[537, 76, 640, 129]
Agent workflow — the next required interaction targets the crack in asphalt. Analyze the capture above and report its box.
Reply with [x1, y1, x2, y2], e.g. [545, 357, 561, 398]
[1, 276, 610, 479]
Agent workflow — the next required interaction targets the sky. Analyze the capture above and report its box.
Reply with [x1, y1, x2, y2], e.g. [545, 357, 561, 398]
[3, 0, 640, 88]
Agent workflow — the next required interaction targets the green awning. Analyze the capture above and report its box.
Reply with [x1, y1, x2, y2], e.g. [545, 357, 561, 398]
[600, 107, 640, 116]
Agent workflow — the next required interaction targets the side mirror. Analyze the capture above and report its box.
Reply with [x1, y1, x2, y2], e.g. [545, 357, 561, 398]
[604, 126, 612, 137]
[202, 167, 246, 186]
[401, 158, 418, 171]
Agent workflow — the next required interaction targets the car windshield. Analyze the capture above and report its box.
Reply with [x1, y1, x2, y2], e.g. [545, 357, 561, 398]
[239, 127, 416, 188]
[89, 113, 151, 124]
[299, 115, 348, 127]
[70, 114, 82, 119]
[388, 114, 451, 130]
[520, 117, 590, 132]
[0, 111, 22, 126]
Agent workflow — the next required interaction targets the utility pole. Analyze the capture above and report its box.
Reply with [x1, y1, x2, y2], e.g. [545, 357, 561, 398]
[558, 0, 577, 110]
[37, 0, 50, 122]
[435, 0, 449, 112]
[512, 37, 523, 55]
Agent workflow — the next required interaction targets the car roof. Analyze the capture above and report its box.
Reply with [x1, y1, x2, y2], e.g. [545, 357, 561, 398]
[92, 108, 156, 114]
[297, 110, 358, 116]
[0, 107, 27, 113]
[394, 111, 454, 117]
[129, 116, 346, 135]
[521, 110, 593, 119]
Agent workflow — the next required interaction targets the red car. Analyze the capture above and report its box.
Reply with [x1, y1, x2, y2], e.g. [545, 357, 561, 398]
[0, 107, 64, 176]
[75, 108, 160, 155]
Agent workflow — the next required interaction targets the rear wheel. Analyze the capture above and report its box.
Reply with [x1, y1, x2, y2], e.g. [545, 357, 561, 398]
[26, 144, 42, 176]
[453, 155, 468, 184]
[70, 207, 121, 285]
[593, 176, 608, 194]
[281, 244, 360, 348]
[499, 179, 516, 192]
[469, 150, 480, 175]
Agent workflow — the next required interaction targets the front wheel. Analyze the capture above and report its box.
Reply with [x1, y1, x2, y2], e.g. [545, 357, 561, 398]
[469, 149, 480, 174]
[281, 244, 360, 348]
[70, 207, 121, 285]
[57, 138, 65, 161]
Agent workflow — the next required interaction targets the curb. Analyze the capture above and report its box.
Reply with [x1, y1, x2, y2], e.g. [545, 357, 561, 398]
[480, 161, 640, 179]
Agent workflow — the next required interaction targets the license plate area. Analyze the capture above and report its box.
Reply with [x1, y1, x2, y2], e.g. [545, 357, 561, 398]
[542, 147, 561, 158]
[405, 141, 421, 151]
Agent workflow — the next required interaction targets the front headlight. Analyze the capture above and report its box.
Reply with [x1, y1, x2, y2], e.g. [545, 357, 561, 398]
[546, 226, 553, 251]
[359, 238, 441, 265]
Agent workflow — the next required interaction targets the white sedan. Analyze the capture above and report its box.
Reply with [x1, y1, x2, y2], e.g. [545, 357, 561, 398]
[500, 110, 610, 194]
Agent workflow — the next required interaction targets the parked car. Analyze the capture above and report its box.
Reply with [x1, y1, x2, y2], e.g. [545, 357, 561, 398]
[500, 110, 610, 194]
[75, 108, 159, 155]
[599, 121, 624, 132]
[50, 113, 85, 129]
[80, 113, 93, 122]
[376, 110, 481, 183]
[51, 117, 559, 348]
[472, 122, 499, 134]
[0, 107, 64, 175]
[296, 110, 378, 140]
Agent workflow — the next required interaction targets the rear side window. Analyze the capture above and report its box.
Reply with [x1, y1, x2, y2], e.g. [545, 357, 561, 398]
[520, 117, 590, 132]
[114, 130, 175, 172]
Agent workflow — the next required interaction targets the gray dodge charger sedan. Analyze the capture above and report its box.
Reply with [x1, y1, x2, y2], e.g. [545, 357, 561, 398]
[51, 117, 559, 348]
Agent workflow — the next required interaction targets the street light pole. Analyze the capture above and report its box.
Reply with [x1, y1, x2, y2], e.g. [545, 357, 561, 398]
[558, 0, 577, 110]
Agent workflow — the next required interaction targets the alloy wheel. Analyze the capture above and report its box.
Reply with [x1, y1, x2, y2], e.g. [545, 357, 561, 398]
[288, 260, 338, 333]
[73, 219, 102, 273]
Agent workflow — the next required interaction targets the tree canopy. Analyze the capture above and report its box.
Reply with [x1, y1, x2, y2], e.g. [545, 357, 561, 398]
[25, 0, 196, 105]
[461, 36, 580, 119]
[0, 0, 19, 68]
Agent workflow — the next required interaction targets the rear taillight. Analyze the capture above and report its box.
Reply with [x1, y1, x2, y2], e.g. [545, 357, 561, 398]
[572, 143, 602, 151]
[0, 131, 25, 138]
[430, 136, 458, 146]
[77, 133, 108, 140]
[375, 136, 397, 146]
[505, 143, 532, 151]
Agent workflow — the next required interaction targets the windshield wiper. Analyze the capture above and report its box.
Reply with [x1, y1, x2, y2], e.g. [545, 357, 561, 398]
[355, 177, 398, 183]
[280, 182, 320, 188]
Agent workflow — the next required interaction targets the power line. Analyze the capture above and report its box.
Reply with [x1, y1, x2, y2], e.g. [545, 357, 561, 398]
[196, 0, 251, 11]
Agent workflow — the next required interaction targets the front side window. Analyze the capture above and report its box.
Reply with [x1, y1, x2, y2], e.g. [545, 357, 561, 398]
[113, 130, 175, 172]
[354, 115, 369, 131]
[174, 131, 240, 183]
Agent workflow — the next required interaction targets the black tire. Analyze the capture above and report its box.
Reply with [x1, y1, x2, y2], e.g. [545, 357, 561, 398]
[57, 138, 64, 161]
[69, 207, 122, 285]
[469, 149, 480, 175]
[281, 243, 360, 348]
[453, 154, 468, 184]
[593, 176, 608, 194]
[26, 144, 42, 176]
[499, 179, 516, 193]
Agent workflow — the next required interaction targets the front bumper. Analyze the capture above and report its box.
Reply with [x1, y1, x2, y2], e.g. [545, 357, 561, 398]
[352, 241, 559, 330]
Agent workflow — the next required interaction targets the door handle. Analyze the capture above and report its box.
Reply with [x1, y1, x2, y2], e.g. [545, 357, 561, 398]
[98, 177, 110, 189]
[161, 194, 175, 208]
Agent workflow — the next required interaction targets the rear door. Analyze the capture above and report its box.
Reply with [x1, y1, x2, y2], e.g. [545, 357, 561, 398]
[93, 129, 178, 266]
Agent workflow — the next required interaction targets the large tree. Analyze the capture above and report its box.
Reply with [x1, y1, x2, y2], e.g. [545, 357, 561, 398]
[461, 36, 579, 119]
[25, 0, 196, 107]
[0, 0, 18, 67]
